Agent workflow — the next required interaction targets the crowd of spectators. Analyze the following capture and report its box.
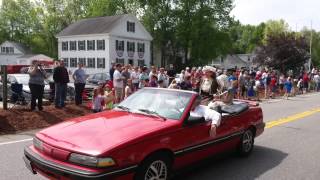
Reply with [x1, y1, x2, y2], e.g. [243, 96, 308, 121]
[26, 59, 320, 113]
[92, 64, 320, 113]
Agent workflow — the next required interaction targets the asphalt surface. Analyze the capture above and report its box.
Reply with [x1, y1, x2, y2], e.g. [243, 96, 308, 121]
[0, 93, 320, 180]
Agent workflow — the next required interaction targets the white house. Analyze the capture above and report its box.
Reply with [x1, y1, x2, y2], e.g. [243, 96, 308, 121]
[211, 54, 257, 70]
[56, 14, 153, 74]
[0, 41, 53, 65]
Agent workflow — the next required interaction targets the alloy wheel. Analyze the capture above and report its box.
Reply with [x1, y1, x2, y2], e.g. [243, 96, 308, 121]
[242, 130, 253, 153]
[144, 160, 168, 180]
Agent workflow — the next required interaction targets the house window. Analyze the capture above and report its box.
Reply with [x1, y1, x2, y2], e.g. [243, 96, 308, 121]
[87, 58, 95, 68]
[87, 40, 95, 50]
[63, 58, 69, 67]
[1, 47, 5, 53]
[70, 58, 77, 67]
[97, 58, 105, 68]
[127, 42, 135, 52]
[78, 58, 86, 66]
[62, 42, 68, 51]
[138, 43, 145, 52]
[128, 59, 133, 65]
[116, 58, 124, 65]
[116, 40, 124, 51]
[97, 40, 105, 50]
[138, 59, 145, 67]
[127, 21, 135, 32]
[5, 47, 9, 53]
[69, 41, 77, 51]
[78, 41, 86, 50]
[9, 47, 14, 54]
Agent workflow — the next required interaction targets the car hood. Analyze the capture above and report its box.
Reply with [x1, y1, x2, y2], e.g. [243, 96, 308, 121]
[37, 111, 178, 156]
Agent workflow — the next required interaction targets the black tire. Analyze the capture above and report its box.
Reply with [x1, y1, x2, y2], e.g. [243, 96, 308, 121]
[134, 154, 172, 180]
[238, 129, 255, 157]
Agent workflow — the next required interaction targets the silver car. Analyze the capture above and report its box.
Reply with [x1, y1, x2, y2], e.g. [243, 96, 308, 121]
[0, 74, 51, 101]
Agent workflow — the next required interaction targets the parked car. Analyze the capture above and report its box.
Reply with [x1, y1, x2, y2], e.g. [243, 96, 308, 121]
[46, 75, 96, 101]
[0, 74, 50, 101]
[87, 73, 111, 85]
[24, 88, 264, 180]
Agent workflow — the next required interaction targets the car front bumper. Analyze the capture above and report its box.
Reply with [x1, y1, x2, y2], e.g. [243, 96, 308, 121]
[24, 146, 137, 180]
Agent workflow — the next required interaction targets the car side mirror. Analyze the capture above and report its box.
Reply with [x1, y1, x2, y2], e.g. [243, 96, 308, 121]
[185, 115, 205, 126]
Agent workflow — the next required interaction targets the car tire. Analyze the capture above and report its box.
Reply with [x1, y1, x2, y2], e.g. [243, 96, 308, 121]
[238, 129, 255, 157]
[134, 154, 172, 180]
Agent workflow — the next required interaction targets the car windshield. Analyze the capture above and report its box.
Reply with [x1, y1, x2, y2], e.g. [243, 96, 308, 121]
[117, 88, 193, 120]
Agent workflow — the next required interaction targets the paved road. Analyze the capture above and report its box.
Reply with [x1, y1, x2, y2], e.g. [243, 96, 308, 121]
[0, 93, 320, 180]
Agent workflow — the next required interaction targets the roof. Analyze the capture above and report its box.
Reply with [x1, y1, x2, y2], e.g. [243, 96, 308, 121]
[57, 15, 126, 37]
[1, 41, 31, 54]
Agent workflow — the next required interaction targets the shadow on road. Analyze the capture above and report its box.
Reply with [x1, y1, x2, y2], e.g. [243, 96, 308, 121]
[173, 145, 288, 180]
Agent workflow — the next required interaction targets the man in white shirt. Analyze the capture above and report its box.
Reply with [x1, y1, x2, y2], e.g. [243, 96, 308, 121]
[190, 96, 221, 137]
[113, 64, 124, 103]
[217, 69, 228, 91]
[131, 66, 140, 91]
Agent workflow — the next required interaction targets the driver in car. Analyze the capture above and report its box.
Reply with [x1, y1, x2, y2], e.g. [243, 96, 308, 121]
[190, 96, 221, 138]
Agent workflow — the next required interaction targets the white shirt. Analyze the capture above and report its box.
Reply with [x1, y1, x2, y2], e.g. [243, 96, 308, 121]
[190, 105, 221, 126]
[113, 70, 123, 88]
[217, 74, 228, 90]
[131, 71, 140, 84]
[314, 74, 320, 83]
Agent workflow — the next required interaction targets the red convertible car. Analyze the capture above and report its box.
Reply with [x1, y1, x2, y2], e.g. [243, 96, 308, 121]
[24, 88, 264, 180]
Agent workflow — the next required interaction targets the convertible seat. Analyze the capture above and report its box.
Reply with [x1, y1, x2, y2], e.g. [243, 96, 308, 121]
[221, 102, 249, 115]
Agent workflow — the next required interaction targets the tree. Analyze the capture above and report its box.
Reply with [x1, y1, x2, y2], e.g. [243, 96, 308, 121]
[300, 28, 320, 67]
[263, 19, 290, 43]
[254, 33, 310, 73]
[229, 22, 265, 54]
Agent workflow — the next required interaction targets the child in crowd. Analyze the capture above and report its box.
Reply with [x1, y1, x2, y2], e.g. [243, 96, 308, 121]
[149, 75, 158, 87]
[144, 79, 150, 87]
[158, 80, 165, 88]
[297, 79, 303, 95]
[125, 79, 133, 99]
[92, 88, 106, 113]
[168, 80, 178, 89]
[284, 77, 293, 99]
[104, 85, 114, 110]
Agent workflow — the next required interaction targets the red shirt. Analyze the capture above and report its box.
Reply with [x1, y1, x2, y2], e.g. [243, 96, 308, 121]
[270, 77, 277, 86]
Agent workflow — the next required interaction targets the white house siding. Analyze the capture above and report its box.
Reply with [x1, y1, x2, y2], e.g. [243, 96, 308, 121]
[0, 41, 24, 65]
[58, 34, 111, 75]
[109, 36, 151, 67]
[109, 15, 152, 67]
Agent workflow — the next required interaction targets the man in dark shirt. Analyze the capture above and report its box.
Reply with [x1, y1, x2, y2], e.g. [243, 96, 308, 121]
[53, 60, 69, 108]
[109, 63, 115, 81]
[167, 64, 176, 84]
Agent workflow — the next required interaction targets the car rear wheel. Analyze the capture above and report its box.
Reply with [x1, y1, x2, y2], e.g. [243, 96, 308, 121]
[135, 154, 172, 180]
[238, 129, 254, 156]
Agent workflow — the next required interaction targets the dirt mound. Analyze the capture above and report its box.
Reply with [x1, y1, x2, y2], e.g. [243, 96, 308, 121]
[0, 104, 92, 135]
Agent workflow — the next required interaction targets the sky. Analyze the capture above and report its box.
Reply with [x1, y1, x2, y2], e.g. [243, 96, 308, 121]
[232, 0, 320, 31]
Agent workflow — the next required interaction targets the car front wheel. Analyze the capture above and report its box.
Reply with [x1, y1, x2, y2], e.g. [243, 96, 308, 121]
[135, 154, 172, 180]
[238, 129, 254, 156]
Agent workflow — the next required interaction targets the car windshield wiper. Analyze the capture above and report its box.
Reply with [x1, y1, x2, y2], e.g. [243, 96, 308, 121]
[137, 109, 167, 121]
[115, 105, 130, 112]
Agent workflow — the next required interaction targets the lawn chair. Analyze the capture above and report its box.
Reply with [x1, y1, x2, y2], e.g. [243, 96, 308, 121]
[10, 83, 27, 109]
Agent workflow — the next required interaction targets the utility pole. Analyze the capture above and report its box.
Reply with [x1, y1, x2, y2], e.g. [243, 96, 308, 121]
[1, 65, 8, 110]
[309, 21, 313, 72]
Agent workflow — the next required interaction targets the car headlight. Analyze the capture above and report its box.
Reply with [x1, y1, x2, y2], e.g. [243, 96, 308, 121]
[69, 153, 116, 168]
[33, 137, 43, 151]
